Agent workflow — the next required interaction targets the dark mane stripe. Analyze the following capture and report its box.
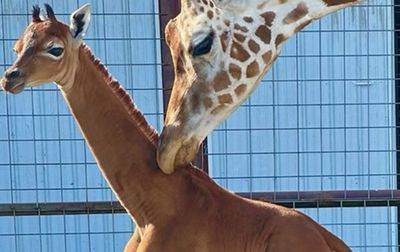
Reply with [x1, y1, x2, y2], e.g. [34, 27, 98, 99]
[81, 44, 159, 144]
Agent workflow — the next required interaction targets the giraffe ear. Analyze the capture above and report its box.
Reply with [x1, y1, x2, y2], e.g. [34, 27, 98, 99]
[69, 4, 91, 40]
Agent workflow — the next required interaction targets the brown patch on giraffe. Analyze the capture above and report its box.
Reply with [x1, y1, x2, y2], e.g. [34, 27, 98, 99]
[231, 41, 251, 62]
[262, 51, 273, 64]
[279, 0, 288, 3]
[322, 0, 357, 6]
[220, 32, 229, 52]
[199, 6, 204, 12]
[294, 20, 312, 33]
[203, 97, 213, 109]
[207, 10, 214, 19]
[261, 12, 275, 27]
[234, 24, 249, 33]
[218, 94, 233, 105]
[213, 70, 232, 91]
[248, 39, 260, 53]
[255, 25, 271, 44]
[202, 0, 208, 5]
[210, 1, 214, 7]
[211, 104, 226, 115]
[229, 63, 242, 80]
[243, 17, 253, 23]
[283, 2, 309, 24]
[224, 20, 231, 27]
[246, 60, 260, 78]
[234, 84, 247, 97]
[275, 34, 287, 46]
[234, 33, 246, 42]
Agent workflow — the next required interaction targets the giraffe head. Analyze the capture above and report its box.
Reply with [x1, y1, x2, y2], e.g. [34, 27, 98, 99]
[0, 4, 91, 94]
[157, 0, 361, 174]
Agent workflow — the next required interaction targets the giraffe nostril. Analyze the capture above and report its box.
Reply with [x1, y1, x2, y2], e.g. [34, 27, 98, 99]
[6, 69, 20, 80]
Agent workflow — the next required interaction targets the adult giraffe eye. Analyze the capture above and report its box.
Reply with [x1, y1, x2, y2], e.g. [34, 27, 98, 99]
[191, 32, 214, 57]
[48, 47, 64, 57]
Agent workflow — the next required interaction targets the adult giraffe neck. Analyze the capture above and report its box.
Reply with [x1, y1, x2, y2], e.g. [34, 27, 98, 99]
[58, 44, 166, 226]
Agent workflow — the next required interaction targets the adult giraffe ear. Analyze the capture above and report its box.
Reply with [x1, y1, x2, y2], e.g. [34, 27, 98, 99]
[69, 3, 91, 41]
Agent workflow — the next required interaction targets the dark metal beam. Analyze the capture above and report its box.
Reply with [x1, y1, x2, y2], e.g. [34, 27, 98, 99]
[157, 0, 209, 172]
[1, 190, 399, 216]
[394, 1, 400, 249]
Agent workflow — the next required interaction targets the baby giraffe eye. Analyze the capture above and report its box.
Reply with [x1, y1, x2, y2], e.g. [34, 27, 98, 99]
[47, 47, 64, 57]
[191, 31, 214, 57]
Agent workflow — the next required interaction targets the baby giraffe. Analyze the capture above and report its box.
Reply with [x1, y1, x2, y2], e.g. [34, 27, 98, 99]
[157, 0, 364, 174]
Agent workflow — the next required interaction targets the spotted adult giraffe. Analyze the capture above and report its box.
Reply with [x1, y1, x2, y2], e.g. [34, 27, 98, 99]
[1, 3, 351, 252]
[157, 0, 364, 174]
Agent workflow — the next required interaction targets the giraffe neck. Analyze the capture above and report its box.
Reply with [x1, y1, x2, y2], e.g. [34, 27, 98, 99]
[58, 45, 164, 226]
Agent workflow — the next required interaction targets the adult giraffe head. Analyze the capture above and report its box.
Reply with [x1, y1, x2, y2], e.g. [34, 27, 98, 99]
[0, 4, 91, 93]
[157, 0, 362, 174]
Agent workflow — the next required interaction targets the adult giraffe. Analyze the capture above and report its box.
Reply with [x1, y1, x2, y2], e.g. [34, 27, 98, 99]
[1, 4, 351, 251]
[157, 0, 364, 174]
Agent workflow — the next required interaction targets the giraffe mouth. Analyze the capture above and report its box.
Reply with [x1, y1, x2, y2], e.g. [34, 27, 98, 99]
[1, 79, 26, 94]
[157, 125, 200, 174]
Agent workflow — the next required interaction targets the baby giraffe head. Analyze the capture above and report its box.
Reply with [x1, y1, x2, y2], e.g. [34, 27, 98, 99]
[157, 0, 362, 174]
[0, 4, 91, 94]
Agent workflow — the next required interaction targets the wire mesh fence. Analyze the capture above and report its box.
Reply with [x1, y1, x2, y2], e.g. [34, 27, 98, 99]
[0, 0, 398, 251]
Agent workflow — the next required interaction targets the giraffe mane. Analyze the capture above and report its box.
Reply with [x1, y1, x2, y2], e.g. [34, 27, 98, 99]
[80, 44, 159, 145]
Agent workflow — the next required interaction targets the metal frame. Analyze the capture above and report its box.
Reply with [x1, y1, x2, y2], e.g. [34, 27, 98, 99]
[1, 189, 399, 216]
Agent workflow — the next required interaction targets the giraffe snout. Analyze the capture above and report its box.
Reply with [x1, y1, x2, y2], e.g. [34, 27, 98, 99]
[157, 125, 200, 174]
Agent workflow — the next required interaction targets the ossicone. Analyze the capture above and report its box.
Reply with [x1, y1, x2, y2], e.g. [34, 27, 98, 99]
[32, 5, 42, 23]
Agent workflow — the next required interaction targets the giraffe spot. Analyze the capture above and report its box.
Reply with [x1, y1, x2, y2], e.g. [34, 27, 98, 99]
[248, 39, 260, 53]
[294, 19, 312, 33]
[220, 32, 229, 52]
[231, 41, 251, 62]
[211, 104, 225, 115]
[243, 16, 253, 23]
[257, 1, 268, 9]
[246, 60, 260, 78]
[213, 70, 231, 91]
[262, 51, 272, 64]
[202, 0, 208, 5]
[229, 63, 242, 80]
[203, 97, 213, 109]
[210, 1, 214, 7]
[199, 6, 204, 12]
[218, 94, 233, 105]
[207, 10, 214, 19]
[275, 34, 287, 46]
[322, 0, 357, 6]
[234, 23, 249, 33]
[234, 33, 246, 42]
[283, 2, 309, 24]
[279, 0, 288, 3]
[260, 12, 275, 27]
[224, 20, 231, 27]
[255, 25, 271, 44]
[234, 84, 247, 97]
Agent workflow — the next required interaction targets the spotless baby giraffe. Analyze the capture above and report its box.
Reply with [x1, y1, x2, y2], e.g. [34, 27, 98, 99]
[157, 0, 364, 174]
[1, 4, 351, 252]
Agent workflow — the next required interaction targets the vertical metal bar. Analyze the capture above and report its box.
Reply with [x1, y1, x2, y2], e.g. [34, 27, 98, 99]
[394, 1, 400, 249]
[157, 0, 209, 172]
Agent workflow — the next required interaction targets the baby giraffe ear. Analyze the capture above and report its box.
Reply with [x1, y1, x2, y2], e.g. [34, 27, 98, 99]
[69, 3, 91, 41]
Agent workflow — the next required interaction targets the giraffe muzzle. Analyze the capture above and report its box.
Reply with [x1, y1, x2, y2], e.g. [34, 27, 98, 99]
[157, 125, 200, 174]
[1, 68, 26, 94]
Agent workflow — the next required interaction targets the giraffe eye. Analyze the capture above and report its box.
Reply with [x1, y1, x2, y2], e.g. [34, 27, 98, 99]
[191, 31, 214, 57]
[47, 47, 64, 57]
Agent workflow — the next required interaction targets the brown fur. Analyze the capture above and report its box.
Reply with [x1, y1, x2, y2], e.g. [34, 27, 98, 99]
[231, 41, 251, 61]
[81, 45, 159, 144]
[283, 2, 308, 24]
[323, 0, 357, 6]
[255, 25, 272, 44]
